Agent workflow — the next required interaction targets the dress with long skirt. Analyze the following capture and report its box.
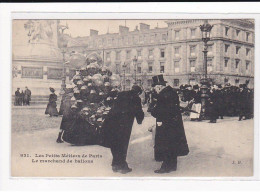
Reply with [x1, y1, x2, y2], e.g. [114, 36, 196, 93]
[45, 93, 59, 116]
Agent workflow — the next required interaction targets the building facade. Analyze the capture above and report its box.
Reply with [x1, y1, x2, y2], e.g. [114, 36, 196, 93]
[12, 19, 255, 99]
[66, 19, 255, 89]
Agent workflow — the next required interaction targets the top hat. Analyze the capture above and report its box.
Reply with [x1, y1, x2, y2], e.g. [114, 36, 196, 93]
[152, 74, 167, 87]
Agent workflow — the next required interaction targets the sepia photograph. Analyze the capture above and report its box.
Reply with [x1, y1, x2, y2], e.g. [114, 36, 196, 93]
[11, 18, 254, 177]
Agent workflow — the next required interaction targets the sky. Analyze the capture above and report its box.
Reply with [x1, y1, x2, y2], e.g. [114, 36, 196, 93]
[59, 20, 168, 37]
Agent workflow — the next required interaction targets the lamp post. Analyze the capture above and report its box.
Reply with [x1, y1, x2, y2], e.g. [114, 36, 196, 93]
[199, 20, 213, 119]
[58, 23, 69, 93]
[133, 56, 137, 84]
[122, 62, 127, 91]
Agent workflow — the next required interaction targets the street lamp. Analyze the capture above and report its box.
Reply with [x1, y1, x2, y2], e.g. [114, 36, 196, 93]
[122, 62, 127, 91]
[199, 20, 213, 119]
[58, 23, 69, 92]
[133, 56, 137, 84]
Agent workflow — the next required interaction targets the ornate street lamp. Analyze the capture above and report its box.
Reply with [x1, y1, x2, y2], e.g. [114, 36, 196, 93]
[122, 62, 127, 91]
[133, 56, 137, 84]
[58, 22, 69, 92]
[199, 20, 213, 119]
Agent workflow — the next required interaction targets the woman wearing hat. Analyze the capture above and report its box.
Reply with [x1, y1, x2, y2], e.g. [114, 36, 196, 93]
[150, 75, 189, 173]
[45, 87, 59, 117]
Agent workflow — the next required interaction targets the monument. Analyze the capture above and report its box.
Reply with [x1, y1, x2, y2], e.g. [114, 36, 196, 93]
[12, 20, 65, 100]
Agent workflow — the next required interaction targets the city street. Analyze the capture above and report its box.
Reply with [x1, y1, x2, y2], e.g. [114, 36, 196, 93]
[11, 106, 254, 177]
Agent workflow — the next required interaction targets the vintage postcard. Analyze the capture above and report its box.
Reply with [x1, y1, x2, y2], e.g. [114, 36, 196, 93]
[11, 18, 254, 177]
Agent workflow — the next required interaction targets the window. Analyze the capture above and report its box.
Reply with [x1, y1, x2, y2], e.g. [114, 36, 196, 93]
[151, 34, 155, 43]
[224, 58, 229, 68]
[106, 52, 110, 61]
[175, 30, 180, 39]
[225, 44, 229, 53]
[174, 47, 180, 55]
[128, 37, 132, 45]
[246, 32, 250, 42]
[126, 50, 131, 59]
[98, 39, 102, 47]
[236, 46, 240, 54]
[225, 27, 229, 36]
[208, 44, 213, 53]
[160, 62, 165, 73]
[235, 60, 240, 69]
[116, 51, 120, 60]
[126, 65, 130, 74]
[162, 34, 167, 42]
[207, 58, 213, 72]
[160, 49, 165, 58]
[144, 35, 148, 43]
[190, 59, 196, 72]
[191, 28, 196, 37]
[137, 63, 142, 73]
[108, 39, 112, 46]
[207, 59, 213, 67]
[134, 36, 138, 44]
[148, 79, 153, 87]
[246, 61, 250, 70]
[112, 38, 116, 46]
[174, 79, 179, 87]
[118, 38, 122, 46]
[148, 62, 153, 73]
[139, 36, 143, 43]
[246, 48, 251, 56]
[148, 49, 153, 57]
[174, 61, 180, 73]
[190, 45, 196, 55]
[115, 64, 120, 74]
[137, 50, 142, 57]
[236, 29, 240, 36]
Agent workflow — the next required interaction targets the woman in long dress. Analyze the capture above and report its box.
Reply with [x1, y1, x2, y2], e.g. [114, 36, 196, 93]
[45, 87, 59, 117]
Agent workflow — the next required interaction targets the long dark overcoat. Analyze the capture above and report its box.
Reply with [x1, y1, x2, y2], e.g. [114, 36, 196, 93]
[101, 90, 144, 149]
[151, 86, 189, 162]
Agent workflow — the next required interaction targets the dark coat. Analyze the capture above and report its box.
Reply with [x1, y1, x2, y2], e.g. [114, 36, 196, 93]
[24, 89, 31, 103]
[60, 94, 74, 131]
[207, 90, 218, 120]
[101, 90, 144, 149]
[45, 93, 59, 116]
[151, 86, 189, 161]
[14, 90, 21, 105]
[238, 88, 250, 116]
[214, 89, 224, 117]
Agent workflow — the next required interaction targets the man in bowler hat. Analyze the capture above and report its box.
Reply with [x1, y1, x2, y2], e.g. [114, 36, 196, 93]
[150, 75, 189, 173]
[102, 84, 144, 174]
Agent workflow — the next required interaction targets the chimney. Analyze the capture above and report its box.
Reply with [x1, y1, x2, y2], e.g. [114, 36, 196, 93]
[90, 29, 98, 36]
[140, 23, 150, 31]
[119, 25, 129, 35]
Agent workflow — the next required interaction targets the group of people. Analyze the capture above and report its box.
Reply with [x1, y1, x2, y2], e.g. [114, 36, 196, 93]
[56, 74, 189, 174]
[14, 87, 31, 106]
[145, 82, 254, 123]
[53, 74, 254, 174]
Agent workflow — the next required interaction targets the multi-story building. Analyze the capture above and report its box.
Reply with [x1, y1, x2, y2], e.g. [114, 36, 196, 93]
[66, 19, 254, 89]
